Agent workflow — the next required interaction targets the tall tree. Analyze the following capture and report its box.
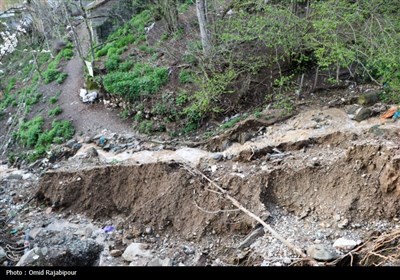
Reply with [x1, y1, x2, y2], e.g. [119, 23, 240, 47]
[196, 0, 211, 55]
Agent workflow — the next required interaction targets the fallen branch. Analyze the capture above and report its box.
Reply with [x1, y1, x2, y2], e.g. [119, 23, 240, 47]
[181, 162, 313, 262]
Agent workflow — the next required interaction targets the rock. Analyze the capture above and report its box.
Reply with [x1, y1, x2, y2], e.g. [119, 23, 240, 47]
[183, 245, 195, 255]
[65, 139, 77, 148]
[16, 248, 40, 266]
[237, 227, 264, 249]
[333, 238, 357, 251]
[307, 244, 339, 261]
[369, 125, 385, 137]
[29, 228, 43, 240]
[145, 227, 153, 235]
[72, 143, 82, 151]
[46, 219, 78, 232]
[283, 258, 292, 265]
[212, 153, 223, 161]
[110, 249, 123, 257]
[102, 144, 111, 151]
[358, 91, 380, 106]
[17, 237, 102, 266]
[211, 165, 217, 173]
[6, 173, 22, 180]
[354, 107, 372, 122]
[53, 40, 66, 54]
[86, 147, 98, 158]
[0, 246, 6, 262]
[147, 257, 172, 266]
[122, 243, 152, 261]
[338, 218, 349, 229]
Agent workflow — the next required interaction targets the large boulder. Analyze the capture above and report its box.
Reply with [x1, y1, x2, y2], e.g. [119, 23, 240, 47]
[53, 40, 67, 55]
[17, 231, 102, 266]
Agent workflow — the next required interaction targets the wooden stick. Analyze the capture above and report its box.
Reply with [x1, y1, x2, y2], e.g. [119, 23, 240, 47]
[182, 163, 311, 260]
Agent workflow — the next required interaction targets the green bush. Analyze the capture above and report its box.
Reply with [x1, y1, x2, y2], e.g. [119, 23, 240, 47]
[43, 44, 73, 84]
[178, 70, 193, 84]
[56, 73, 68, 84]
[49, 96, 58, 104]
[103, 64, 169, 102]
[48, 106, 63, 116]
[15, 117, 75, 162]
[138, 120, 154, 134]
[26, 92, 43, 106]
[5, 78, 16, 94]
[119, 61, 135, 72]
[105, 54, 121, 71]
[44, 69, 61, 84]
[15, 116, 44, 148]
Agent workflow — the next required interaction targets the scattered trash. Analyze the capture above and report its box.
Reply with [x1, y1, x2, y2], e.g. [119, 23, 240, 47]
[99, 136, 106, 146]
[380, 106, 397, 119]
[392, 111, 400, 120]
[103, 226, 115, 233]
[79, 88, 98, 103]
[24, 230, 30, 254]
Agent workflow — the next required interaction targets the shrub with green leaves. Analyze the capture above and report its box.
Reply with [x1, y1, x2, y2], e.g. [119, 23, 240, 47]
[43, 44, 73, 84]
[103, 64, 169, 102]
[15, 116, 75, 161]
[178, 70, 193, 84]
[15, 116, 44, 149]
[48, 105, 63, 116]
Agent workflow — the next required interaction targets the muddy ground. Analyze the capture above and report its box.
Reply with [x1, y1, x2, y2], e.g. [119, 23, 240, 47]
[1, 106, 400, 266]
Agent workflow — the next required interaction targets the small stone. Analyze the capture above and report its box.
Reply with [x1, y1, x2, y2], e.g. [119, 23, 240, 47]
[0, 247, 6, 262]
[212, 153, 223, 161]
[283, 258, 291, 264]
[65, 139, 77, 148]
[211, 165, 217, 173]
[354, 107, 372, 122]
[122, 243, 152, 261]
[29, 228, 43, 240]
[72, 143, 82, 151]
[41, 247, 48, 256]
[7, 174, 22, 180]
[145, 227, 153, 235]
[333, 238, 357, 252]
[183, 245, 195, 255]
[338, 218, 349, 229]
[110, 250, 123, 257]
[334, 214, 341, 221]
[45, 207, 52, 215]
[307, 244, 339, 261]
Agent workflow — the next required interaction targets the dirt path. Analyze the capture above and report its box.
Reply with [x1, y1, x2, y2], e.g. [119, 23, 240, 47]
[57, 24, 134, 137]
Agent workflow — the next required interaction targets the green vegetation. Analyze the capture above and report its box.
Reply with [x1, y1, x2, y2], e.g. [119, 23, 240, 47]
[49, 91, 61, 104]
[43, 44, 73, 84]
[221, 115, 242, 130]
[14, 116, 74, 162]
[178, 70, 193, 84]
[48, 105, 63, 116]
[103, 63, 169, 102]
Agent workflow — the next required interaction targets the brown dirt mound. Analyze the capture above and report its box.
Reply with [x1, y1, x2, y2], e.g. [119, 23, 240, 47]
[36, 162, 265, 237]
[264, 143, 400, 221]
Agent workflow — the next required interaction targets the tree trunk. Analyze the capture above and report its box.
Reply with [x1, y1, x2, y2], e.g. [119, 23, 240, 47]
[156, 0, 179, 33]
[79, 0, 95, 70]
[196, 0, 211, 56]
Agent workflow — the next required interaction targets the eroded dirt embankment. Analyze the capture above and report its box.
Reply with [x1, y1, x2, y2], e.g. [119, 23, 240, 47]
[37, 162, 262, 237]
[36, 108, 400, 239]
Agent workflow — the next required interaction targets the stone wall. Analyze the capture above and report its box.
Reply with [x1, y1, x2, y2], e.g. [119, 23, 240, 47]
[87, 0, 135, 43]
